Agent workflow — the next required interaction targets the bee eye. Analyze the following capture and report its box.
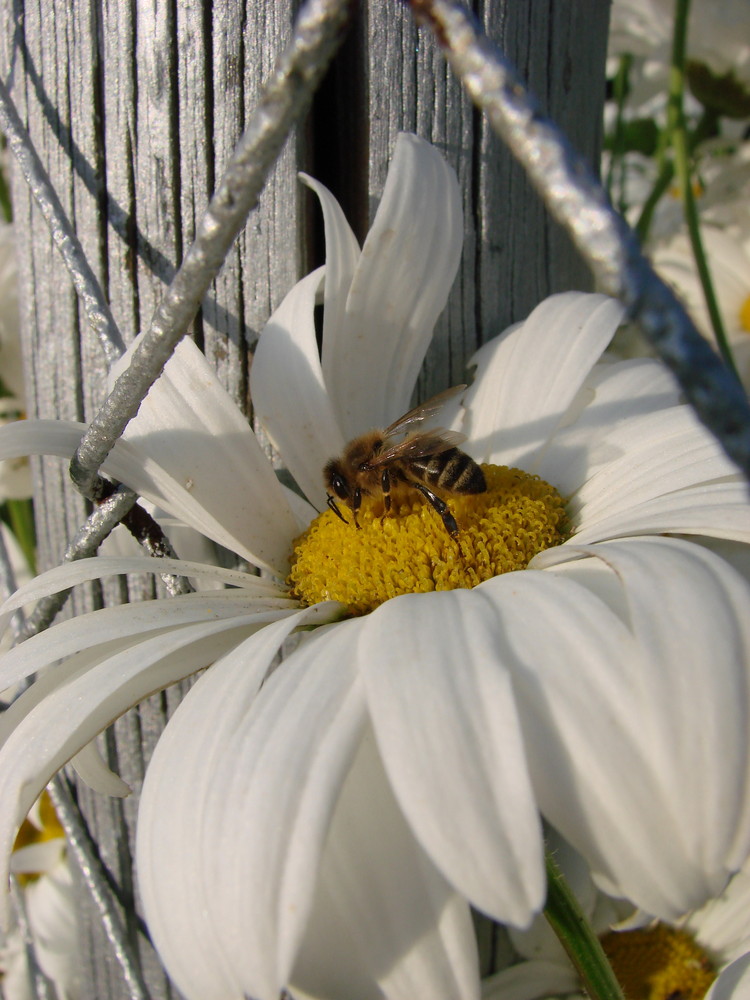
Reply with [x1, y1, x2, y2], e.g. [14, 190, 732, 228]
[332, 473, 349, 499]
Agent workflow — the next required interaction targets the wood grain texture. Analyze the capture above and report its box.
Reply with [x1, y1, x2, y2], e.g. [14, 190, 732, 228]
[1, 1, 610, 996]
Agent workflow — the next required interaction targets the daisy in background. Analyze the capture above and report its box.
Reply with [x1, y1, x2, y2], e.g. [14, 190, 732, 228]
[1, 793, 80, 1000]
[652, 223, 750, 387]
[0, 135, 748, 1000]
[483, 834, 750, 1000]
[609, 0, 750, 113]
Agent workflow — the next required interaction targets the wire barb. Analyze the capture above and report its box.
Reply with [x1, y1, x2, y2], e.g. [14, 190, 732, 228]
[408, 0, 750, 481]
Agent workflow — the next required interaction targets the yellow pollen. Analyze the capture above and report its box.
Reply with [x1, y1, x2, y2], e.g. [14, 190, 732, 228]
[289, 464, 568, 615]
[739, 293, 750, 334]
[601, 926, 717, 1000]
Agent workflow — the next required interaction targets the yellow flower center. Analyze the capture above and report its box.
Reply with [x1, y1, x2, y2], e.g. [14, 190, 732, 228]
[739, 293, 750, 334]
[12, 790, 65, 885]
[289, 464, 568, 615]
[601, 926, 717, 1000]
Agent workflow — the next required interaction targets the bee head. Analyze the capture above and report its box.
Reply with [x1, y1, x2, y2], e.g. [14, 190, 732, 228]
[324, 459, 351, 524]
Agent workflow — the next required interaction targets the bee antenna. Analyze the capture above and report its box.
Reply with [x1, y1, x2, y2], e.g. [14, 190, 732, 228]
[326, 494, 349, 524]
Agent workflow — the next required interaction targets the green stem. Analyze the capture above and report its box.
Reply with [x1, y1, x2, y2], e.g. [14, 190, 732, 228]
[605, 54, 633, 213]
[634, 107, 718, 245]
[543, 852, 626, 1000]
[635, 160, 674, 244]
[0, 142, 11, 223]
[4, 499, 36, 574]
[667, 0, 741, 382]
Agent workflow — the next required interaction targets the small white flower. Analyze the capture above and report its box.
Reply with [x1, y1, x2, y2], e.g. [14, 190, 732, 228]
[483, 840, 750, 1000]
[0, 794, 80, 1000]
[0, 135, 748, 1000]
[652, 225, 750, 386]
[609, 0, 750, 93]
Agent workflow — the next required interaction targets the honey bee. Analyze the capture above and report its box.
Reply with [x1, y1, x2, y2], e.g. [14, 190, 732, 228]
[324, 385, 486, 537]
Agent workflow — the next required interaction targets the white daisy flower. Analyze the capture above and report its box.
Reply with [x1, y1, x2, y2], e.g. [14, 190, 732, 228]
[0, 134, 749, 1000]
[609, 0, 750, 98]
[1, 793, 80, 1000]
[483, 839, 750, 1000]
[652, 225, 750, 386]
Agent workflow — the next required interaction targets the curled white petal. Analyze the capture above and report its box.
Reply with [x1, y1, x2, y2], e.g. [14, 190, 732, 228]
[706, 952, 750, 1000]
[0, 588, 296, 693]
[291, 729, 480, 1000]
[137, 614, 364, 1000]
[0, 608, 321, 926]
[70, 741, 132, 797]
[517, 539, 750, 920]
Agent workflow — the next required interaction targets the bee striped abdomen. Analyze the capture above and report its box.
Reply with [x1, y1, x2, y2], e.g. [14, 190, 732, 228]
[416, 449, 487, 494]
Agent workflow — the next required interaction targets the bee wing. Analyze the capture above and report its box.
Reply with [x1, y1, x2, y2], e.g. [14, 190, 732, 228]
[367, 428, 466, 467]
[383, 384, 468, 437]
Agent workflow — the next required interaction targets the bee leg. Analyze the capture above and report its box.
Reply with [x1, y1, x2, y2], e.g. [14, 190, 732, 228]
[381, 469, 392, 512]
[326, 494, 349, 524]
[352, 487, 362, 529]
[413, 483, 459, 537]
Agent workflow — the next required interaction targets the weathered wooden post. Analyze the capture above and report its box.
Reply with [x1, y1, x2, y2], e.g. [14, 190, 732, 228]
[0, 2, 610, 996]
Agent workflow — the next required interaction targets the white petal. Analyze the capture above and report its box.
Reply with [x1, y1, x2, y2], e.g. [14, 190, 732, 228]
[687, 868, 750, 962]
[0, 418, 85, 462]
[69, 740, 132, 797]
[534, 357, 682, 491]
[360, 588, 545, 927]
[292, 728, 480, 1000]
[569, 405, 741, 528]
[251, 267, 346, 510]
[706, 952, 750, 1000]
[0, 608, 313, 926]
[24, 859, 81, 998]
[298, 173, 361, 379]
[0, 553, 288, 626]
[565, 481, 750, 547]
[517, 539, 750, 920]
[328, 133, 464, 436]
[137, 614, 365, 1000]
[464, 293, 624, 469]
[0, 586, 295, 693]
[11, 840, 65, 876]
[110, 338, 299, 573]
[481, 959, 578, 1000]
